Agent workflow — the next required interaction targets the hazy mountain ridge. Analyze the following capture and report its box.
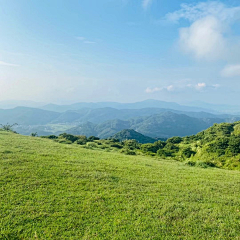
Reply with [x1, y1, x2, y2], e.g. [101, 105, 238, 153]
[0, 107, 60, 125]
[40, 99, 213, 113]
[66, 112, 230, 139]
[0, 106, 237, 126]
[0, 103, 239, 138]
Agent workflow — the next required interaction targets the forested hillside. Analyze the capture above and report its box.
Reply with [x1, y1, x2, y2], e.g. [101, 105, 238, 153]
[41, 120, 240, 170]
[66, 112, 226, 138]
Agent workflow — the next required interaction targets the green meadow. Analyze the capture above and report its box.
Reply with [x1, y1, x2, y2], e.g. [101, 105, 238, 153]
[1, 130, 240, 239]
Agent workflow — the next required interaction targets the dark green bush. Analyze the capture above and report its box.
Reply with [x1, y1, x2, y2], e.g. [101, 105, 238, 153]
[120, 148, 136, 155]
[110, 143, 123, 149]
[181, 147, 196, 158]
[123, 140, 140, 150]
[228, 136, 240, 155]
[167, 136, 183, 144]
[157, 149, 174, 157]
[141, 141, 166, 153]
[76, 136, 88, 145]
[88, 136, 100, 142]
[141, 143, 158, 153]
[41, 135, 58, 139]
[59, 133, 79, 143]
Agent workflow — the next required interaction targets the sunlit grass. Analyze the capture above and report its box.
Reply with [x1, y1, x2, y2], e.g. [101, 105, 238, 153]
[1, 131, 240, 239]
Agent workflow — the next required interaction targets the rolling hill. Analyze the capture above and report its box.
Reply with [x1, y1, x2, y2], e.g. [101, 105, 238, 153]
[1, 130, 240, 238]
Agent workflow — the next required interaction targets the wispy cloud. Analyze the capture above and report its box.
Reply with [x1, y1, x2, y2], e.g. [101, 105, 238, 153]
[221, 64, 240, 77]
[165, 1, 240, 60]
[142, 0, 153, 10]
[166, 2, 240, 23]
[0, 61, 19, 67]
[76, 36, 96, 44]
[145, 87, 162, 93]
[83, 41, 96, 44]
[146, 82, 219, 93]
[76, 36, 85, 41]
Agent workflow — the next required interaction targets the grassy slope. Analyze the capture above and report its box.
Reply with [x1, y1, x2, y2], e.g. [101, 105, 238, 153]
[1, 131, 240, 239]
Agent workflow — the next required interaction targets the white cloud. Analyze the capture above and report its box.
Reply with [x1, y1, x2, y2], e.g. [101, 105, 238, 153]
[179, 16, 225, 60]
[142, 0, 153, 10]
[145, 85, 174, 93]
[166, 2, 240, 23]
[145, 87, 162, 93]
[221, 64, 240, 77]
[146, 82, 218, 93]
[0, 61, 19, 67]
[166, 1, 240, 60]
[195, 82, 206, 90]
[166, 85, 174, 91]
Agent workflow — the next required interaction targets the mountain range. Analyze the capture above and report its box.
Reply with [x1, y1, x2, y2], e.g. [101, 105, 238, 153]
[65, 112, 230, 139]
[0, 100, 240, 139]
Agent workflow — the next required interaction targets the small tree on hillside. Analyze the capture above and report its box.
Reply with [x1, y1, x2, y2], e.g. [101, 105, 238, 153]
[0, 123, 18, 132]
[31, 132, 38, 137]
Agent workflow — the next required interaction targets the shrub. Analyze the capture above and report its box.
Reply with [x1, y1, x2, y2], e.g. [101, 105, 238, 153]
[123, 140, 140, 150]
[41, 135, 58, 139]
[57, 139, 72, 144]
[86, 142, 98, 149]
[228, 136, 240, 155]
[120, 148, 136, 155]
[141, 143, 158, 153]
[110, 143, 123, 149]
[76, 136, 88, 145]
[108, 138, 120, 143]
[181, 147, 196, 158]
[164, 143, 179, 151]
[167, 136, 183, 144]
[88, 136, 100, 142]
[185, 160, 196, 166]
[157, 149, 174, 157]
[195, 161, 208, 168]
[59, 133, 79, 143]
[141, 141, 166, 153]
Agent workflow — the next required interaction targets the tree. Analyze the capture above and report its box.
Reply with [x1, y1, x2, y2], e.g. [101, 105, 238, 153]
[31, 132, 38, 137]
[0, 123, 18, 132]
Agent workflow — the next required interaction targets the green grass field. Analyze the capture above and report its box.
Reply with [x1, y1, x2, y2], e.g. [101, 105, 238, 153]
[1, 131, 240, 239]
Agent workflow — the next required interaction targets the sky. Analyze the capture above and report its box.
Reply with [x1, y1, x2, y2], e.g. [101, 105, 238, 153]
[0, 0, 240, 104]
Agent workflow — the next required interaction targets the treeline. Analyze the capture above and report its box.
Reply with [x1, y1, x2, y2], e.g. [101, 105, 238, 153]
[41, 133, 140, 155]
[41, 121, 240, 170]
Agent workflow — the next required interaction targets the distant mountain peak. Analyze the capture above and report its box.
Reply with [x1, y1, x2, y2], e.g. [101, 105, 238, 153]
[111, 129, 157, 144]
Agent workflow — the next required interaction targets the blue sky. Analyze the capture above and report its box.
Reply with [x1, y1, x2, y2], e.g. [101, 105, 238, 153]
[0, 0, 240, 104]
